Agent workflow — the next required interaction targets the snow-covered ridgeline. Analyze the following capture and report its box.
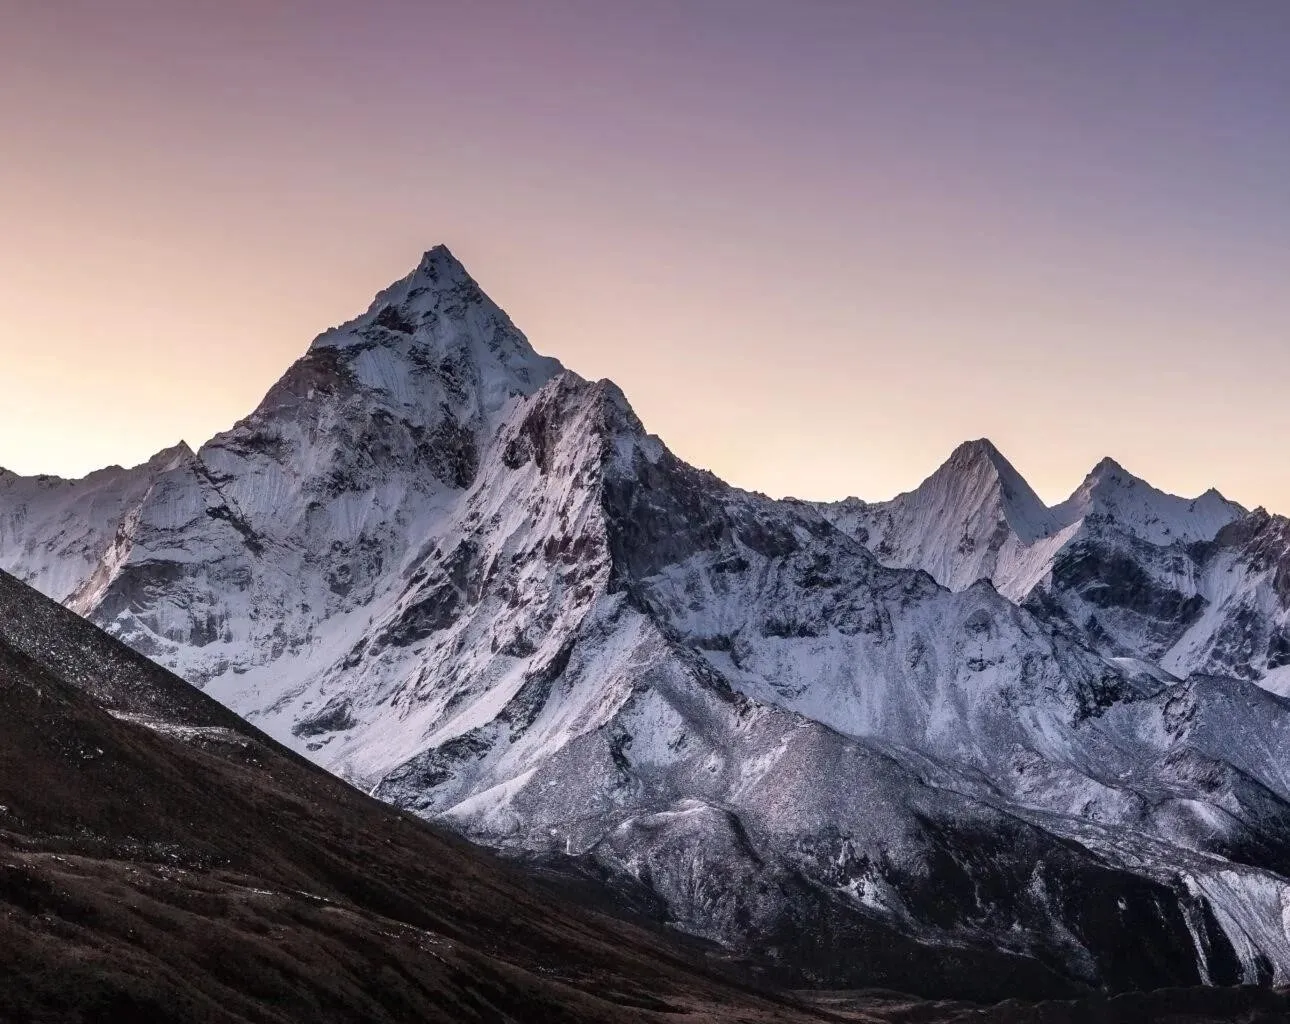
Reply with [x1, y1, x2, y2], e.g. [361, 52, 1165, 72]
[816, 440, 1290, 689]
[3, 246, 1290, 993]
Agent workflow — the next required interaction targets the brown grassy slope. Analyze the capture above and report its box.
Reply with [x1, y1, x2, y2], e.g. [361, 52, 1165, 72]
[0, 569, 822, 1023]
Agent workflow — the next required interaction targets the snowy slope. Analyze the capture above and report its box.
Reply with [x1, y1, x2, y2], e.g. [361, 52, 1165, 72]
[361, 370, 1290, 990]
[1054, 457, 1243, 546]
[815, 443, 1290, 691]
[1161, 510, 1290, 686]
[812, 440, 1078, 599]
[3, 248, 1290, 995]
[0, 443, 192, 602]
[55, 246, 562, 688]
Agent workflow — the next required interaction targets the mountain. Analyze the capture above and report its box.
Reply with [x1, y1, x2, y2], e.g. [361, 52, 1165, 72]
[1052, 457, 1243, 546]
[2, 245, 562, 687]
[0, 442, 194, 603]
[817, 445, 1290, 691]
[813, 439, 1068, 599]
[0, 566, 836, 1023]
[6, 572, 1289, 1024]
[4, 247, 1290, 999]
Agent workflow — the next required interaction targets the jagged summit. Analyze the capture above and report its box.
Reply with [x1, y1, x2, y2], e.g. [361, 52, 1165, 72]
[372, 243, 477, 309]
[415, 241, 467, 275]
[1054, 454, 1243, 545]
[941, 439, 1015, 489]
[149, 440, 195, 468]
[816, 440, 1272, 688]
[810, 438, 1062, 595]
[1068, 452, 1241, 513]
[270, 246, 566, 437]
[306, 244, 561, 387]
[815, 438, 1256, 619]
[1090, 454, 1128, 475]
[946, 437, 1008, 466]
[913, 433, 1052, 541]
[1068, 455, 1153, 504]
[943, 439, 1020, 482]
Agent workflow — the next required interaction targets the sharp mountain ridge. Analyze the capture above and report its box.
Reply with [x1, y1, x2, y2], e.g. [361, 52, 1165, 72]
[4, 246, 1290, 998]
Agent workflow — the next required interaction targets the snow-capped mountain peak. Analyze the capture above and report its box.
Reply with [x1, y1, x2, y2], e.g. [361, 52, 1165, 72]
[295, 245, 562, 438]
[311, 244, 478, 344]
[1053, 455, 1243, 545]
[941, 438, 1055, 542]
[7, 246, 1290, 996]
[815, 438, 1062, 595]
[148, 440, 197, 472]
[816, 440, 1279, 697]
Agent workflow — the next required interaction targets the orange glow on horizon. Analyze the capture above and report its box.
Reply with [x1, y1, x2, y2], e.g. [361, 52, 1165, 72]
[1, 2, 1287, 513]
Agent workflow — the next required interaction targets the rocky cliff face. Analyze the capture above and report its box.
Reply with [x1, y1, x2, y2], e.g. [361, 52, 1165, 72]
[4, 247, 1290, 997]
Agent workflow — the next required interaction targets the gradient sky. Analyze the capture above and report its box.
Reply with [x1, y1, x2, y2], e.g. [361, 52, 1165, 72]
[3, 1, 1288, 509]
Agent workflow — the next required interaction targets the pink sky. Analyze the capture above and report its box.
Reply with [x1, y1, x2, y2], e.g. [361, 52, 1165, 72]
[2, 1, 1287, 508]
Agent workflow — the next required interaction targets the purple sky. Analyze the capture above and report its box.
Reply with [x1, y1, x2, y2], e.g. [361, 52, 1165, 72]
[2, 1, 1288, 505]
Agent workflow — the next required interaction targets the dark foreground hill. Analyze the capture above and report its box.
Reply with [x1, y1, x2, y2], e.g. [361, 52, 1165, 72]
[0, 568, 813, 1023]
[0, 566, 1286, 1023]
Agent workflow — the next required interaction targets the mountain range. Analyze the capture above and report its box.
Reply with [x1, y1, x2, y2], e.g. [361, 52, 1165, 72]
[815, 439, 1290, 690]
[0, 564, 833, 1022]
[7, 562, 1289, 1022]
[4, 245, 1290, 1000]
